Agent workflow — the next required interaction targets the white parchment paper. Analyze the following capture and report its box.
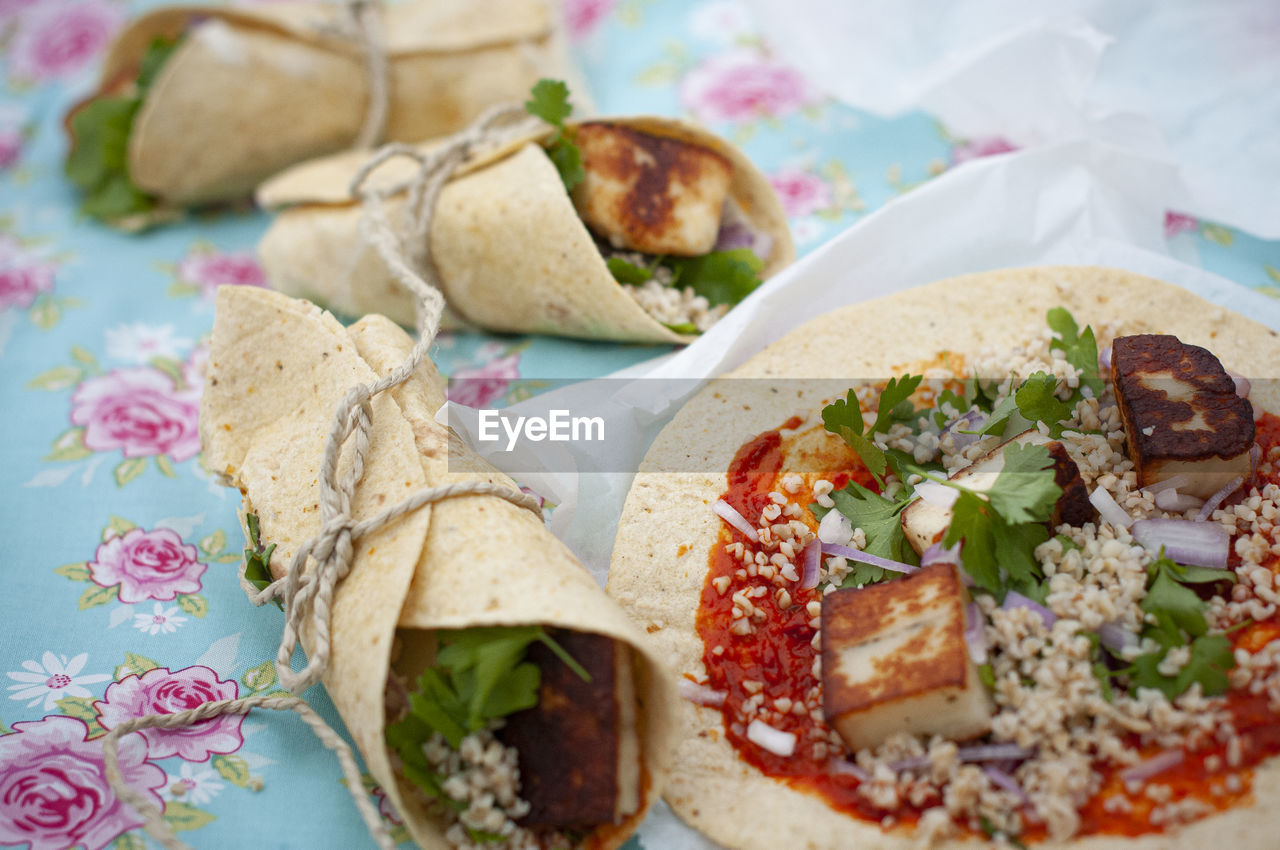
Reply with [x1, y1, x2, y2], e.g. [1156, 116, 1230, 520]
[439, 141, 1280, 844]
[742, 0, 1280, 239]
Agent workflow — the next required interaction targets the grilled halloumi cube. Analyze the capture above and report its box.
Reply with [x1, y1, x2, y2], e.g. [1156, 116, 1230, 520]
[497, 630, 639, 827]
[570, 122, 733, 256]
[1111, 334, 1255, 499]
[821, 564, 992, 752]
[900, 429, 1093, 555]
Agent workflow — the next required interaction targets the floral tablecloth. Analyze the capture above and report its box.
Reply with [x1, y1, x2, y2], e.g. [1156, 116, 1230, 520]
[2, 2, 1279, 849]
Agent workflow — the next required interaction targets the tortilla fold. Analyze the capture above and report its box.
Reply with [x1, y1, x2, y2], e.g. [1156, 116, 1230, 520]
[608, 266, 1280, 849]
[96, 0, 578, 205]
[255, 116, 794, 343]
[199, 285, 675, 849]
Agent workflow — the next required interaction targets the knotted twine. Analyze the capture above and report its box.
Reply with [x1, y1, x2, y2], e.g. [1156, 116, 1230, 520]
[102, 102, 552, 850]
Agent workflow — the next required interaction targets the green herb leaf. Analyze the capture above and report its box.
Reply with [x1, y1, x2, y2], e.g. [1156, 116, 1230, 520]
[664, 321, 699, 335]
[242, 513, 282, 610]
[869, 374, 923, 436]
[606, 256, 652, 285]
[545, 137, 585, 192]
[1047, 307, 1104, 399]
[828, 482, 917, 572]
[524, 79, 574, 128]
[1141, 563, 1208, 639]
[1013, 371, 1072, 437]
[822, 390, 886, 480]
[666, 248, 764, 307]
[985, 442, 1061, 524]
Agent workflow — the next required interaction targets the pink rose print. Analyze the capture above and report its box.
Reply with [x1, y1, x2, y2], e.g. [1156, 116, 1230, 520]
[768, 167, 833, 218]
[0, 127, 21, 170]
[70, 367, 201, 462]
[88, 527, 206, 603]
[7, 0, 123, 82]
[0, 0, 39, 24]
[448, 353, 521, 408]
[1164, 211, 1200, 239]
[950, 135, 1018, 165]
[0, 716, 164, 850]
[562, 0, 614, 40]
[680, 48, 818, 125]
[177, 249, 266, 298]
[96, 666, 244, 762]
[0, 234, 55, 310]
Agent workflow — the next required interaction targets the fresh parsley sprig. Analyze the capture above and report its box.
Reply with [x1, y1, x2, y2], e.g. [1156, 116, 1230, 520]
[1047, 307, 1104, 401]
[242, 512, 282, 610]
[812, 481, 919, 588]
[524, 79, 584, 191]
[821, 375, 924, 483]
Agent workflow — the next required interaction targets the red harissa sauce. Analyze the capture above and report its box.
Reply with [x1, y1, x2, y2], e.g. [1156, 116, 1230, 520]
[697, 414, 1280, 839]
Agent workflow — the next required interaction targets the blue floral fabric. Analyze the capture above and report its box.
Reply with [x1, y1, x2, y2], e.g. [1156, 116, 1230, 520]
[1, 1, 1278, 849]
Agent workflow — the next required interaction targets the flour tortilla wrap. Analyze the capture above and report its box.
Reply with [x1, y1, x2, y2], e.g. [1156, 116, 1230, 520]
[93, 0, 577, 205]
[608, 267, 1280, 849]
[199, 285, 675, 849]
[254, 116, 794, 343]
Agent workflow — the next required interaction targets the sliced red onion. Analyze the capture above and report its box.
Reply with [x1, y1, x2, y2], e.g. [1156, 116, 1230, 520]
[800, 539, 821, 590]
[817, 509, 853, 545]
[1251, 443, 1262, 477]
[921, 540, 961, 567]
[1097, 621, 1138, 653]
[1227, 370, 1251, 399]
[1098, 345, 1113, 371]
[829, 759, 871, 782]
[746, 719, 796, 757]
[1197, 476, 1243, 521]
[888, 755, 931, 772]
[714, 499, 758, 542]
[1119, 749, 1183, 786]
[982, 765, 1029, 802]
[1002, 591, 1058, 628]
[678, 679, 727, 707]
[915, 480, 958, 509]
[1154, 488, 1204, 513]
[965, 601, 988, 664]
[1131, 518, 1229, 569]
[1142, 474, 1191, 496]
[944, 409, 987, 451]
[1089, 486, 1134, 529]
[820, 543, 917, 574]
[958, 743, 1035, 763]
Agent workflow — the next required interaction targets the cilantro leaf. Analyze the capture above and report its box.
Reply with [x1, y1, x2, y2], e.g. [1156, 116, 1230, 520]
[606, 256, 652, 285]
[945, 490, 1001, 593]
[524, 78, 584, 191]
[666, 249, 764, 307]
[664, 322, 698, 335]
[985, 442, 1061, 524]
[65, 37, 177, 223]
[1141, 562, 1208, 638]
[976, 392, 1032, 439]
[1047, 307, 1104, 399]
[1129, 634, 1235, 700]
[524, 78, 574, 127]
[822, 389, 886, 480]
[242, 512, 282, 611]
[869, 374, 923, 435]
[1014, 372, 1072, 437]
[828, 482, 918, 569]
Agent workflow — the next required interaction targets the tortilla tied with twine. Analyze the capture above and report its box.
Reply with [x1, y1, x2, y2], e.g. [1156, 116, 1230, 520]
[95, 0, 580, 206]
[200, 284, 676, 849]
[607, 266, 1280, 849]
[254, 116, 795, 343]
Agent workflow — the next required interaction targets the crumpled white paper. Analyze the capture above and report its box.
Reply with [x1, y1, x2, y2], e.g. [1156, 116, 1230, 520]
[742, 0, 1280, 239]
[440, 141, 1280, 846]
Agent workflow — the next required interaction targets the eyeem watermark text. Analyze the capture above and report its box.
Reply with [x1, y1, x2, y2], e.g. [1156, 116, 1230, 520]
[477, 409, 605, 451]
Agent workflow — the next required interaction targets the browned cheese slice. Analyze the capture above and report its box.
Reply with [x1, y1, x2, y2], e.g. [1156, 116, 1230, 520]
[1111, 334, 1255, 499]
[900, 429, 1093, 555]
[497, 631, 639, 828]
[570, 122, 733, 256]
[821, 564, 993, 752]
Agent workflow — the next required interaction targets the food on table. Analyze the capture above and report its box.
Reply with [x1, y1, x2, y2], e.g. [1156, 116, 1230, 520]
[200, 285, 674, 849]
[609, 266, 1280, 847]
[255, 81, 792, 343]
[64, 0, 576, 228]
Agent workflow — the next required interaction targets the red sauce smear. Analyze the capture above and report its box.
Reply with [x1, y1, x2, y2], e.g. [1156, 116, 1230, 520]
[697, 413, 1280, 839]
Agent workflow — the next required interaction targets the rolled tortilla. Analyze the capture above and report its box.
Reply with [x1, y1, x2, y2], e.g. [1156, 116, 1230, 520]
[81, 0, 579, 207]
[199, 285, 675, 849]
[255, 116, 795, 343]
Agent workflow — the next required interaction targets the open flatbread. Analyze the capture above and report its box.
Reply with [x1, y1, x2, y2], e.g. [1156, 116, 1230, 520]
[200, 285, 675, 849]
[255, 116, 793, 343]
[66, 0, 578, 222]
[608, 266, 1280, 848]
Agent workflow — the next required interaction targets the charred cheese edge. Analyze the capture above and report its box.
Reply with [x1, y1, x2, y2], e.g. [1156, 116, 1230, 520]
[821, 563, 992, 752]
[1111, 334, 1255, 499]
[497, 630, 640, 828]
[900, 429, 1092, 556]
[570, 122, 733, 257]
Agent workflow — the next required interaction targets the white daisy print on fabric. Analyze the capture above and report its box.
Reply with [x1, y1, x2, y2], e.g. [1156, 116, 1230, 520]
[132, 602, 187, 636]
[6, 651, 111, 710]
[159, 763, 225, 806]
[105, 323, 192, 364]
